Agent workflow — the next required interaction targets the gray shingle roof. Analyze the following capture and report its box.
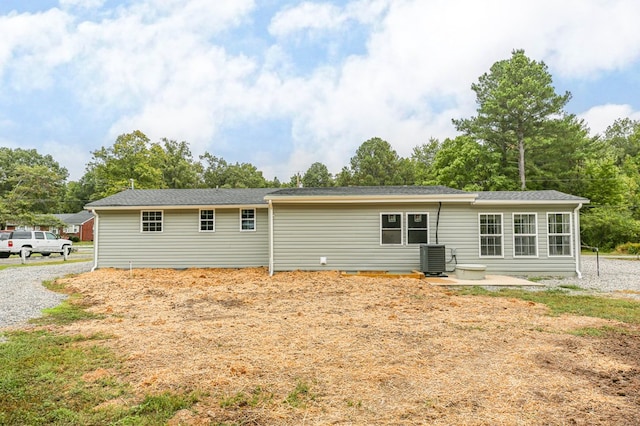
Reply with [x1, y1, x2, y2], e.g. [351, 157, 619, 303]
[267, 185, 468, 197]
[84, 187, 588, 208]
[85, 188, 276, 208]
[475, 190, 589, 202]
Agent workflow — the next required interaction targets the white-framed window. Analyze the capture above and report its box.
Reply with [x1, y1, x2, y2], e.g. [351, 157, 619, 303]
[240, 209, 256, 231]
[380, 213, 402, 245]
[407, 212, 429, 245]
[547, 212, 572, 256]
[479, 213, 503, 257]
[199, 209, 215, 232]
[141, 210, 163, 232]
[513, 213, 538, 257]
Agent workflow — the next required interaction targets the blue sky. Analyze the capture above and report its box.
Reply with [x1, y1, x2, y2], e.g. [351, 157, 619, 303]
[1, 0, 640, 182]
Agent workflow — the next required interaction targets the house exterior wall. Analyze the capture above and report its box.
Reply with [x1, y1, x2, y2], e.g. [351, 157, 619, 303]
[271, 202, 580, 276]
[79, 218, 94, 241]
[435, 203, 579, 276]
[94, 208, 269, 269]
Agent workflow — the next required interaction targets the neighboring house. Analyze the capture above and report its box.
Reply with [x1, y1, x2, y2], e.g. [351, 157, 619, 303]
[84, 186, 589, 277]
[54, 211, 95, 241]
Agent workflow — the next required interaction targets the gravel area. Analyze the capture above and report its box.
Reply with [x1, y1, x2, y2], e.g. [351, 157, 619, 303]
[526, 255, 640, 298]
[0, 261, 93, 331]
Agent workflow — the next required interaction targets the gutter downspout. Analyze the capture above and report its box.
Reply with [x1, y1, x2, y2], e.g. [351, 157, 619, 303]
[91, 210, 99, 272]
[268, 200, 274, 276]
[574, 203, 583, 279]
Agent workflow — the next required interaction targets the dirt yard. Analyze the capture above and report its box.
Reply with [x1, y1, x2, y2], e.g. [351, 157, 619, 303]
[56, 267, 640, 425]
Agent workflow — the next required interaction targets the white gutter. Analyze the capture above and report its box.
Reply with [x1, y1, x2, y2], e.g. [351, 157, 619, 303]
[265, 194, 476, 204]
[90, 209, 99, 272]
[268, 200, 274, 276]
[574, 203, 583, 279]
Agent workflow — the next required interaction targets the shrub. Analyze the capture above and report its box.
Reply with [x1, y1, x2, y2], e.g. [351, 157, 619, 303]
[615, 242, 640, 255]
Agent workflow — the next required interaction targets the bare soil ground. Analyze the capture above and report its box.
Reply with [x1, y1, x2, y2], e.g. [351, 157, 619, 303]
[55, 267, 640, 425]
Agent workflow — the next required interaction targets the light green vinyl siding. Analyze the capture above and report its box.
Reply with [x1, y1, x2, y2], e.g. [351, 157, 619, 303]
[272, 202, 579, 276]
[95, 208, 268, 269]
[272, 203, 435, 272]
[427, 204, 579, 276]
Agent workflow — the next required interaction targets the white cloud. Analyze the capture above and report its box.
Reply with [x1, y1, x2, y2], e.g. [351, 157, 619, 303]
[268, 0, 389, 38]
[0, 9, 76, 90]
[59, 0, 106, 9]
[2, 0, 640, 183]
[265, 0, 640, 178]
[579, 104, 640, 136]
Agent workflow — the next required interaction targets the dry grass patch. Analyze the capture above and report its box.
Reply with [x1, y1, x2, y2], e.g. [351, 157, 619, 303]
[56, 267, 640, 425]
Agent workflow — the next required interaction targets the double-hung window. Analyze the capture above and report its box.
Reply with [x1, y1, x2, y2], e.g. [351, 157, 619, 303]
[548, 213, 572, 256]
[381, 213, 402, 245]
[479, 213, 503, 257]
[200, 209, 215, 232]
[407, 212, 428, 244]
[241, 209, 256, 231]
[141, 211, 163, 232]
[513, 213, 537, 257]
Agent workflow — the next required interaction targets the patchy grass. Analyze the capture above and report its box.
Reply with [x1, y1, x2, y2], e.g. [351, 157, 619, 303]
[0, 278, 199, 425]
[0, 258, 90, 271]
[456, 287, 640, 324]
[284, 380, 316, 408]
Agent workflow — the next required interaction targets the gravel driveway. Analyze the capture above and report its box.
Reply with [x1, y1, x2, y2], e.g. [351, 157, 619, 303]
[536, 255, 640, 298]
[0, 261, 92, 330]
[0, 256, 638, 332]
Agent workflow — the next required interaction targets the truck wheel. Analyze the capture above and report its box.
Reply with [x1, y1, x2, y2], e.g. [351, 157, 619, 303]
[41, 253, 51, 257]
[21, 247, 32, 258]
[0, 253, 9, 258]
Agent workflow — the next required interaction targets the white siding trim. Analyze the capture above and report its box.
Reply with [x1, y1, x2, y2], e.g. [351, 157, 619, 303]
[380, 212, 403, 246]
[240, 208, 256, 232]
[547, 212, 573, 257]
[140, 210, 163, 233]
[478, 213, 504, 258]
[406, 212, 429, 245]
[512, 212, 538, 258]
[199, 209, 215, 232]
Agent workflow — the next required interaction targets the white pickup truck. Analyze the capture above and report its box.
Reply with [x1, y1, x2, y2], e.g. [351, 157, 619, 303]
[0, 230, 73, 258]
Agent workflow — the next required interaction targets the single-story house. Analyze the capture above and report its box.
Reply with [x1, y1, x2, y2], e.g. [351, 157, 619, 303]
[84, 186, 589, 277]
[54, 211, 95, 241]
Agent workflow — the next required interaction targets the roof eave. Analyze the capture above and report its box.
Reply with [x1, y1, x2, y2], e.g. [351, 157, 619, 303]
[86, 203, 269, 210]
[473, 199, 589, 206]
[265, 194, 477, 204]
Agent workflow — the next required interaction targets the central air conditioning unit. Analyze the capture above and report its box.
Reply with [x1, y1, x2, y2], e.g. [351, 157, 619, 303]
[420, 244, 447, 276]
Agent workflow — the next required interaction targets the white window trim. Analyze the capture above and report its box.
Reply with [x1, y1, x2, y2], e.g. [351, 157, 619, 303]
[141, 210, 163, 233]
[406, 212, 429, 245]
[512, 212, 538, 258]
[199, 209, 215, 232]
[380, 212, 403, 246]
[240, 208, 256, 232]
[547, 212, 573, 257]
[478, 213, 504, 258]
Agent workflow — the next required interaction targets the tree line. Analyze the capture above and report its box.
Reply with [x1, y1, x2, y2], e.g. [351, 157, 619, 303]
[1, 50, 639, 250]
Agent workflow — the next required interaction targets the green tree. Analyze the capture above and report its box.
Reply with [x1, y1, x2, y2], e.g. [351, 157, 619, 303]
[0, 148, 68, 227]
[454, 49, 572, 190]
[346, 137, 410, 186]
[87, 130, 164, 197]
[602, 118, 640, 165]
[302, 162, 333, 187]
[581, 206, 640, 251]
[427, 136, 511, 191]
[155, 139, 203, 188]
[411, 138, 440, 185]
[200, 153, 268, 188]
[334, 166, 353, 187]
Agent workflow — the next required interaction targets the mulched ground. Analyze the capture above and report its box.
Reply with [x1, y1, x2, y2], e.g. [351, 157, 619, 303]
[55, 267, 640, 425]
